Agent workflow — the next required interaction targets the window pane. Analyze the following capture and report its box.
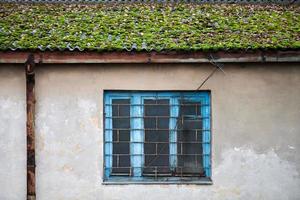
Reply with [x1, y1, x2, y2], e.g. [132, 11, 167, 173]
[112, 155, 130, 175]
[143, 99, 170, 176]
[177, 101, 205, 176]
[112, 99, 130, 116]
[112, 99, 131, 175]
[118, 130, 130, 142]
[144, 99, 169, 116]
[145, 130, 169, 142]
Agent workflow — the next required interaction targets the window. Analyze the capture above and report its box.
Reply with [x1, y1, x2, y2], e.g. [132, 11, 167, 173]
[104, 91, 211, 184]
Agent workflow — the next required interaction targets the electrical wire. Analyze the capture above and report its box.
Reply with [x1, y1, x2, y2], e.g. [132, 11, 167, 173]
[196, 54, 225, 90]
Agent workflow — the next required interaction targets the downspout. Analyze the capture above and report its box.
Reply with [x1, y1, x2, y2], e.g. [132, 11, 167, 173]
[25, 54, 36, 200]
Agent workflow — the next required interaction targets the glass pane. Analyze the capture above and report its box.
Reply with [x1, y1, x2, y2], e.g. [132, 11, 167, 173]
[177, 101, 204, 176]
[112, 99, 131, 175]
[112, 155, 131, 174]
[143, 99, 171, 176]
[145, 130, 169, 142]
[144, 99, 169, 116]
[118, 130, 130, 142]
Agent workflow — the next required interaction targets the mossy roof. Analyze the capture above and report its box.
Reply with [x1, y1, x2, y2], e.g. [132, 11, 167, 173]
[0, 3, 299, 52]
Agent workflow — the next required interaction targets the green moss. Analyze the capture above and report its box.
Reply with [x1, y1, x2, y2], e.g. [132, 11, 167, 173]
[0, 3, 299, 51]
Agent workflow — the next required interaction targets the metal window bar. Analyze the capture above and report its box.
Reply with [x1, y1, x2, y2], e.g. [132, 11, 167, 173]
[105, 128, 211, 131]
[106, 154, 211, 156]
[105, 116, 210, 120]
[106, 141, 211, 144]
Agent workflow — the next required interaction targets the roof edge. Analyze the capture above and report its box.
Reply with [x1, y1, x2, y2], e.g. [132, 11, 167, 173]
[0, 50, 299, 64]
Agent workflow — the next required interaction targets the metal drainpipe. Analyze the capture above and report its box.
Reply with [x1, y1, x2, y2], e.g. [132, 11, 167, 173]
[25, 54, 36, 200]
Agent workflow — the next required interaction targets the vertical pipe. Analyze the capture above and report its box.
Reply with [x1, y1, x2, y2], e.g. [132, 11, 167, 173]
[25, 54, 36, 200]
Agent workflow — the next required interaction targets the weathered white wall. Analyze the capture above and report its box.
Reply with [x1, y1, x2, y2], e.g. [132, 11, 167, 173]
[1, 63, 300, 200]
[34, 63, 300, 200]
[0, 65, 26, 200]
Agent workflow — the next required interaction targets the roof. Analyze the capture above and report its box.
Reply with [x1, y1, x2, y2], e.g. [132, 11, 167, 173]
[1, 0, 299, 3]
[0, 3, 299, 52]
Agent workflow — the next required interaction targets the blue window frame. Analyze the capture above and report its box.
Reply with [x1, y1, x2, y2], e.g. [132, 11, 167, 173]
[104, 91, 211, 184]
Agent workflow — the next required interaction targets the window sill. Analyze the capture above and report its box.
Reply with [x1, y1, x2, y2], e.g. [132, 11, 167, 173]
[102, 177, 213, 185]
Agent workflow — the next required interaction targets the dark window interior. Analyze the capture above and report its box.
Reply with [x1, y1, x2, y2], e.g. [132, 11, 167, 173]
[109, 97, 205, 178]
[177, 101, 205, 176]
[143, 99, 171, 176]
[112, 99, 131, 175]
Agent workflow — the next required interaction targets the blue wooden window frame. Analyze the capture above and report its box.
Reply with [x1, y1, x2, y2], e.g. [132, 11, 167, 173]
[104, 91, 211, 184]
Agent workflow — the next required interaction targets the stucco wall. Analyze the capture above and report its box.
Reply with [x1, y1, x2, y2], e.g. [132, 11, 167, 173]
[1, 63, 300, 200]
[0, 64, 26, 200]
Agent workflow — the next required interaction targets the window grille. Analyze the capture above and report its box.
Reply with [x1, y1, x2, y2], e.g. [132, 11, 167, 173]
[104, 91, 211, 183]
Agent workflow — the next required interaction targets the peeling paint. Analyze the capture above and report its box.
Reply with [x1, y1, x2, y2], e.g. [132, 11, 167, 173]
[35, 97, 102, 200]
[288, 145, 296, 150]
[0, 98, 26, 200]
[213, 147, 300, 200]
[35, 95, 300, 200]
[62, 164, 74, 173]
[73, 144, 83, 153]
[90, 117, 100, 129]
[36, 133, 45, 152]
[2, 64, 298, 200]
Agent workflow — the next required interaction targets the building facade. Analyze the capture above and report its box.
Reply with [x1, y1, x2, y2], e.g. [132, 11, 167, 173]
[1, 52, 300, 199]
[0, 2, 300, 200]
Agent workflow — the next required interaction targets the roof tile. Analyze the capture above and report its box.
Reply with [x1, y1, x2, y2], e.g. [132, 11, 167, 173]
[0, 3, 299, 51]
